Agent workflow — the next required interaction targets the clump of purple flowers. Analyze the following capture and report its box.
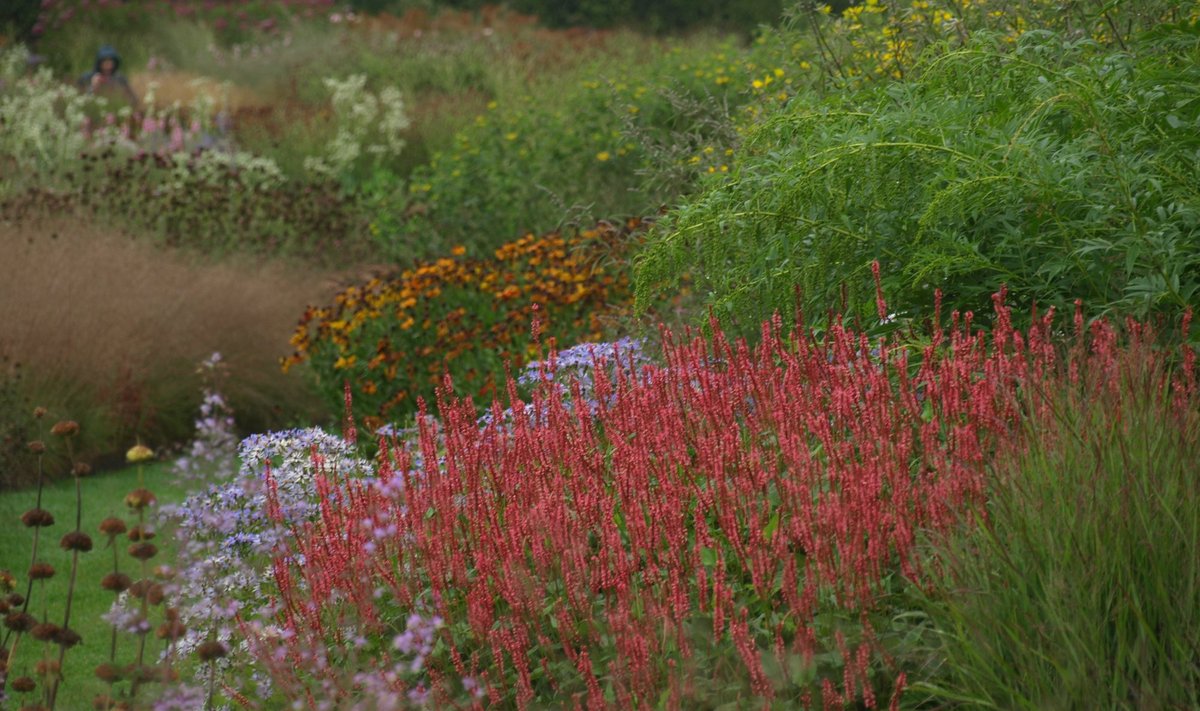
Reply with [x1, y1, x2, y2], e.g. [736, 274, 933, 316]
[172, 352, 237, 483]
[477, 336, 653, 429]
[157, 427, 370, 703]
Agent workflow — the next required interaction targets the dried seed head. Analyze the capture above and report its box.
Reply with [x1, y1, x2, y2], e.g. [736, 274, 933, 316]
[98, 517, 127, 536]
[153, 565, 175, 580]
[54, 626, 82, 648]
[28, 562, 55, 580]
[128, 579, 151, 599]
[11, 675, 36, 692]
[124, 489, 157, 510]
[30, 622, 61, 642]
[35, 658, 60, 676]
[6, 592, 25, 606]
[156, 619, 186, 641]
[128, 542, 158, 561]
[0, 569, 15, 592]
[196, 640, 228, 662]
[72, 462, 92, 477]
[60, 531, 94, 552]
[94, 662, 122, 683]
[100, 572, 132, 593]
[20, 509, 54, 527]
[127, 524, 155, 542]
[3, 611, 33, 633]
[0, 600, 9, 614]
[33, 407, 46, 419]
[147, 583, 165, 606]
[124, 663, 158, 683]
[125, 444, 154, 464]
[50, 420, 79, 437]
[27, 440, 45, 455]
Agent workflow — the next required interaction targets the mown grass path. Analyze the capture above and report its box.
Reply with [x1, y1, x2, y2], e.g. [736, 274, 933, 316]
[0, 462, 192, 710]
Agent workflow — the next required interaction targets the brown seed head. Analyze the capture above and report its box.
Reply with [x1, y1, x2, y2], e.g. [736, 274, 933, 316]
[32, 407, 46, 420]
[156, 619, 186, 641]
[20, 509, 54, 528]
[128, 579, 150, 599]
[94, 662, 122, 683]
[28, 562, 55, 580]
[0, 569, 15, 592]
[7, 592, 24, 606]
[0, 600, 9, 614]
[196, 640, 228, 662]
[124, 489, 157, 510]
[60, 531, 94, 552]
[72, 462, 92, 477]
[54, 626, 82, 648]
[50, 420, 79, 437]
[98, 517, 127, 536]
[147, 583, 165, 605]
[11, 675, 36, 692]
[127, 524, 155, 542]
[153, 565, 175, 580]
[27, 440, 45, 455]
[35, 658, 61, 676]
[123, 663, 159, 683]
[128, 542, 158, 561]
[30, 622, 61, 642]
[100, 572, 132, 592]
[4, 611, 34, 632]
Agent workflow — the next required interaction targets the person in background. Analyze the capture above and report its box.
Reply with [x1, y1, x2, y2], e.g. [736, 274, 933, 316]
[78, 44, 138, 106]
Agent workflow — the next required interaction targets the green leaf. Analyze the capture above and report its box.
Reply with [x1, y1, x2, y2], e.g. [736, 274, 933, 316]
[763, 510, 781, 541]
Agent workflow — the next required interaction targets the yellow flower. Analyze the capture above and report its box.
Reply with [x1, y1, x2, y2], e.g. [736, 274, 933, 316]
[595, 151, 611, 162]
[451, 246, 467, 256]
[505, 132, 518, 141]
[126, 444, 154, 464]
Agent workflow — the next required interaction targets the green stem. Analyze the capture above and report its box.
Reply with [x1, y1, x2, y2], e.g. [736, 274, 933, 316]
[48, 439, 82, 711]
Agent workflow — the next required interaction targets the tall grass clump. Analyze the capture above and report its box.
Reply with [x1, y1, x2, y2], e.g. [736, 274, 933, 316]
[0, 218, 328, 483]
[907, 311, 1200, 708]
[635, 26, 1200, 337]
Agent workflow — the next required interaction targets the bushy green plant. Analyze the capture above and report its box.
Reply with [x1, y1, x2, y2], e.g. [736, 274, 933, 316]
[284, 219, 645, 424]
[904, 319, 1200, 709]
[635, 27, 1200, 337]
[0, 46, 104, 179]
[374, 35, 755, 260]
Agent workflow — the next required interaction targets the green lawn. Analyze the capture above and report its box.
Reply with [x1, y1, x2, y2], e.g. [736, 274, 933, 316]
[0, 461, 194, 709]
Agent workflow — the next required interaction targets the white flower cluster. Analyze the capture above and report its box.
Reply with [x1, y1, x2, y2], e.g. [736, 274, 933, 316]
[303, 74, 410, 178]
[158, 427, 372, 699]
[0, 45, 101, 173]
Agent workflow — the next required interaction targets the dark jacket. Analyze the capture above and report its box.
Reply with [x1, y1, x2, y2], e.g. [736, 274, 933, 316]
[78, 45, 137, 104]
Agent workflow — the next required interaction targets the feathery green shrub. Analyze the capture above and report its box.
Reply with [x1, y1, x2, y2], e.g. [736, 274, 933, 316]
[635, 27, 1200, 336]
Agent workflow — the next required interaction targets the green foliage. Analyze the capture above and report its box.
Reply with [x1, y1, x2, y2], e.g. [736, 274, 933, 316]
[348, 0, 785, 34]
[635, 27, 1200, 337]
[377, 36, 751, 260]
[905, 342, 1200, 709]
[0, 0, 40, 43]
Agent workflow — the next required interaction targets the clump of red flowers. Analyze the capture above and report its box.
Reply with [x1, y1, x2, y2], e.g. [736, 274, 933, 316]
[248, 289, 1195, 709]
